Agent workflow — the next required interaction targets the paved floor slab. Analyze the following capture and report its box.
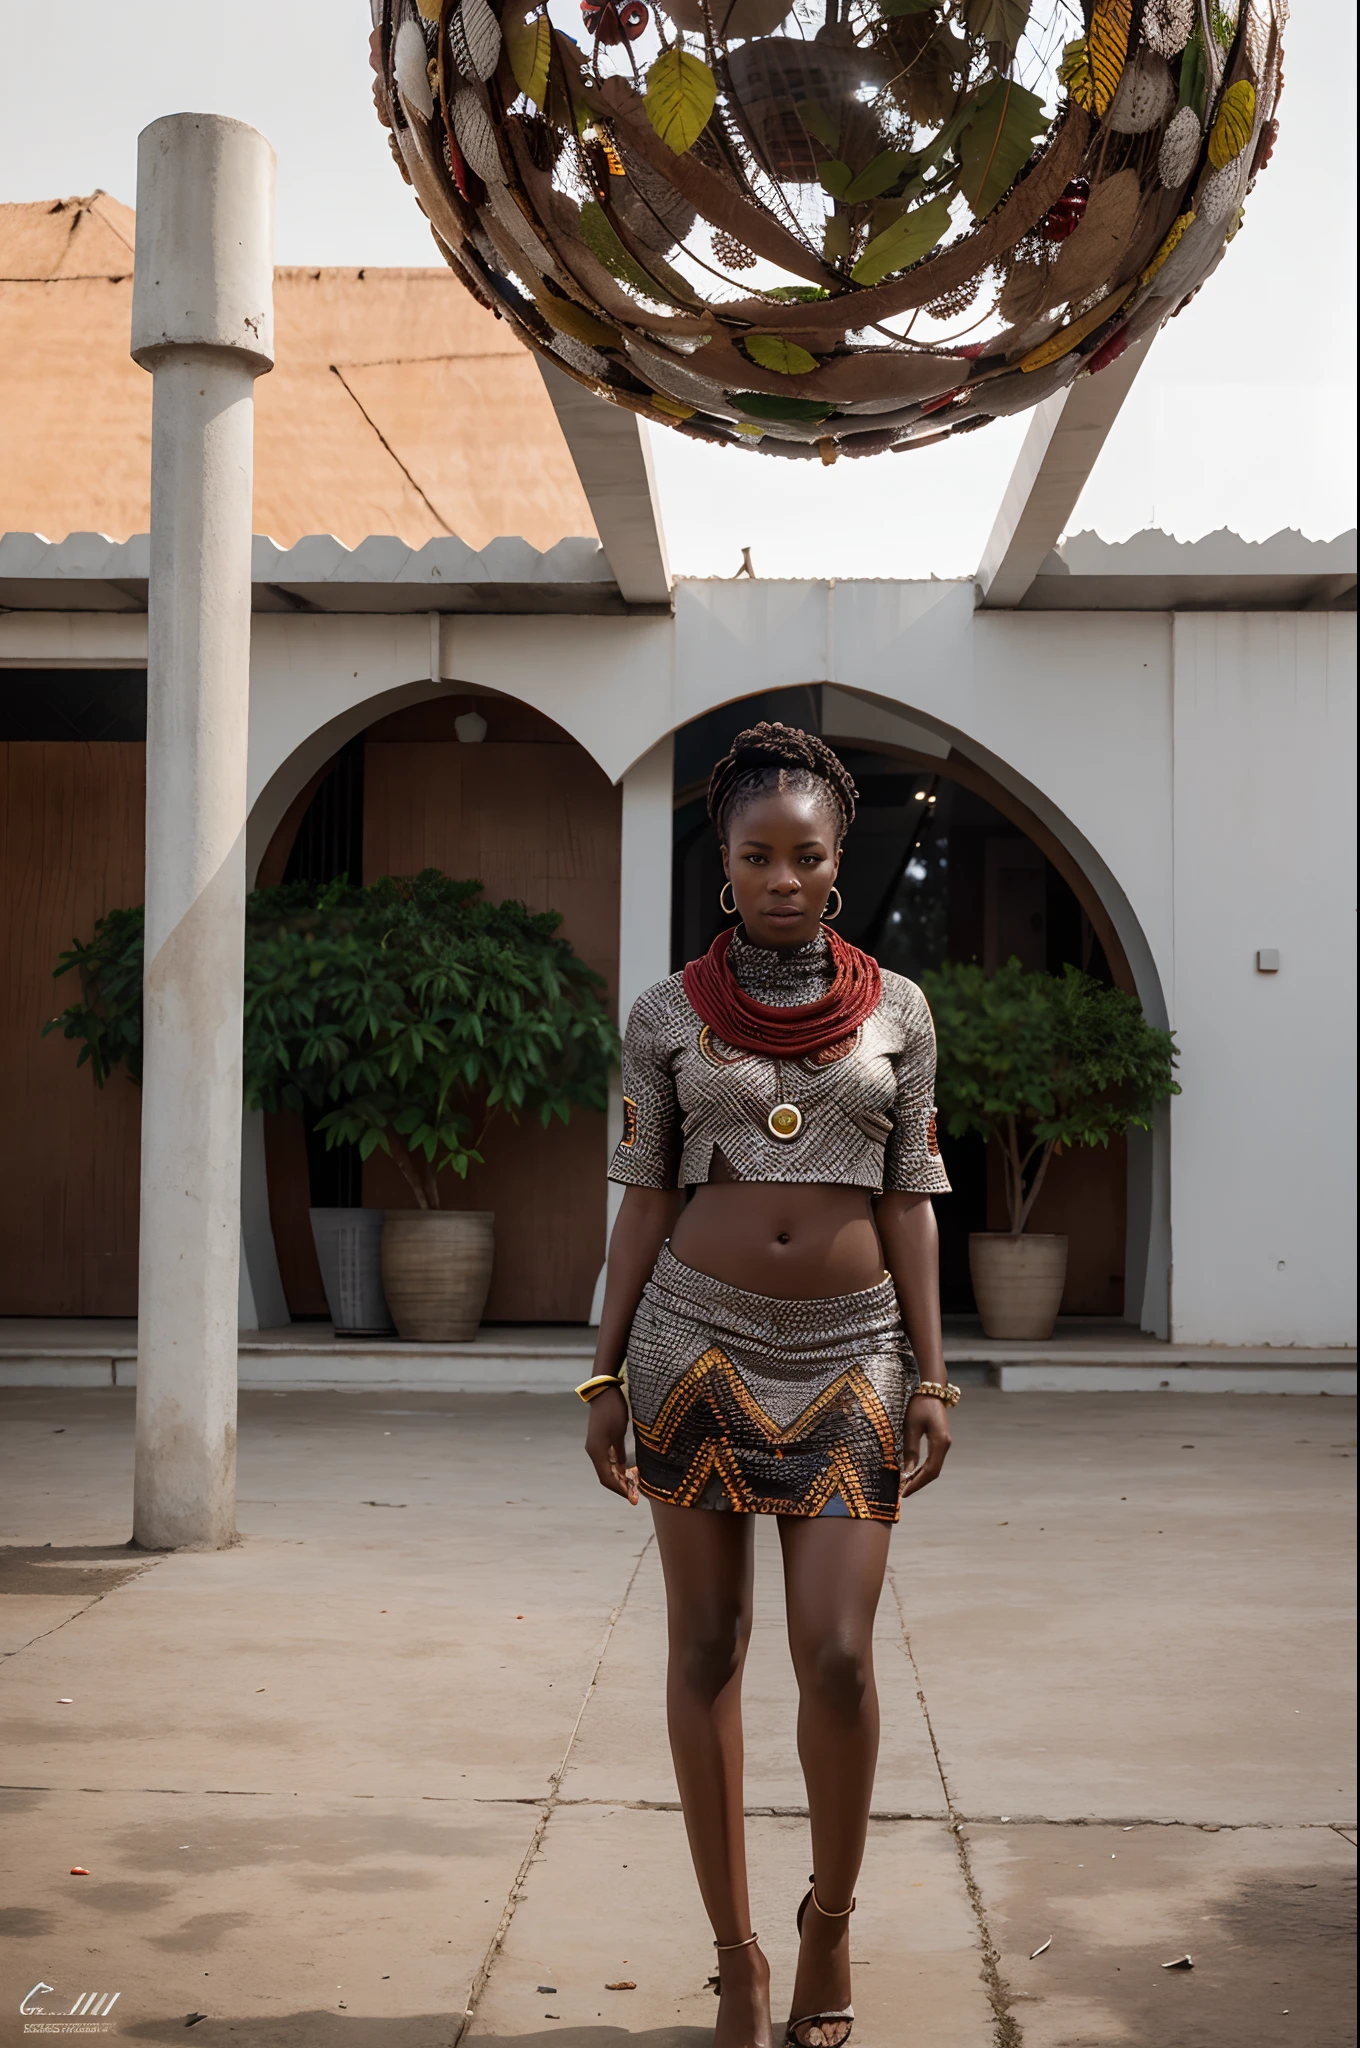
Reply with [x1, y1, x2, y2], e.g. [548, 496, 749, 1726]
[464, 1806, 993, 2046]
[968, 1820, 1357, 2047]
[1, 1786, 520, 2045]
[1, 1386, 1354, 2048]
[897, 1395, 1356, 1824]
[562, 1525, 946, 1816]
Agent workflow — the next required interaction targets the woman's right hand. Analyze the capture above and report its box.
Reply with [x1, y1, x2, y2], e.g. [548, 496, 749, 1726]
[585, 1387, 639, 1504]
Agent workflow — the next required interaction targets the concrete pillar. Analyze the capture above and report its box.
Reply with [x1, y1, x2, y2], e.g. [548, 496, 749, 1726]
[130, 114, 275, 1548]
[590, 736, 674, 1323]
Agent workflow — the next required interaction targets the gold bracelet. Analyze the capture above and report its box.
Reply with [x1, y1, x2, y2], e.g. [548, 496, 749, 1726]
[575, 1373, 624, 1404]
[911, 1381, 961, 1407]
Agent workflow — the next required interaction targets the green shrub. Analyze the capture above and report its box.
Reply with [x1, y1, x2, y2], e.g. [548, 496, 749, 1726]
[920, 959, 1180, 1234]
[45, 870, 619, 1208]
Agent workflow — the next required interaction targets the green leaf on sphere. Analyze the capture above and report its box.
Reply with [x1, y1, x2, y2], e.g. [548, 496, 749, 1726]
[729, 391, 836, 422]
[1209, 0, 1235, 47]
[850, 191, 952, 287]
[744, 334, 820, 376]
[818, 160, 853, 198]
[823, 211, 852, 265]
[961, 0, 1030, 60]
[645, 48, 717, 155]
[765, 285, 831, 302]
[957, 78, 1048, 220]
[795, 99, 840, 150]
[579, 201, 675, 302]
[844, 151, 916, 204]
[504, 6, 551, 110]
[1177, 30, 1207, 116]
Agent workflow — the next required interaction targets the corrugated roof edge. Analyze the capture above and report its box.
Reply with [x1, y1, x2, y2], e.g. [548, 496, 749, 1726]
[0, 531, 613, 585]
[1048, 527, 1358, 576]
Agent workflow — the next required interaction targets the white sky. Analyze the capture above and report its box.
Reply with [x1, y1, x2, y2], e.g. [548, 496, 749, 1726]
[2, 0, 1354, 576]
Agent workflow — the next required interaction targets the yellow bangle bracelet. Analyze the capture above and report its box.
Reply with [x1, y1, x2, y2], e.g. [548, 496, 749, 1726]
[575, 1373, 624, 1404]
[911, 1381, 961, 1407]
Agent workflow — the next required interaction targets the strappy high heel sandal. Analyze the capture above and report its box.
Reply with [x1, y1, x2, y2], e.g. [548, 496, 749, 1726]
[786, 1878, 856, 2048]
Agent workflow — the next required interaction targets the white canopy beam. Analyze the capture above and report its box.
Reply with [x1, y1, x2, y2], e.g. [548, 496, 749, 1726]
[536, 361, 672, 607]
[976, 338, 1151, 608]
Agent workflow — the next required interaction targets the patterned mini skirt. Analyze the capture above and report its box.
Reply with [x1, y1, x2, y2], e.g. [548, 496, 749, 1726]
[625, 1242, 916, 1523]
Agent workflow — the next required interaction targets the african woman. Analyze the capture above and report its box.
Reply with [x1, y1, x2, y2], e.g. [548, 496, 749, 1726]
[578, 722, 958, 2048]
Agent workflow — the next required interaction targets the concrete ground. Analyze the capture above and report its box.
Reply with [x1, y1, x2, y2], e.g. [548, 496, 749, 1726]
[0, 1390, 1354, 2048]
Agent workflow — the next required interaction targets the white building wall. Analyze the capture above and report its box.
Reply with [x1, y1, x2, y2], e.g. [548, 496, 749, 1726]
[4, 588, 1353, 1349]
[1169, 613, 1357, 1346]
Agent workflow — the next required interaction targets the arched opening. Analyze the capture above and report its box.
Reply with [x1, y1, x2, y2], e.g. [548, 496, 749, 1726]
[253, 688, 620, 1325]
[670, 689, 1163, 1327]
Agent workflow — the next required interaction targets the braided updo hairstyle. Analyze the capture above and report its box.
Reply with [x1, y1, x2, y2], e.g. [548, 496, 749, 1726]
[707, 722, 859, 847]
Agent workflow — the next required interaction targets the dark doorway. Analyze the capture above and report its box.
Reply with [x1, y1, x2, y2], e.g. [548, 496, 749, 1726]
[671, 704, 1123, 1316]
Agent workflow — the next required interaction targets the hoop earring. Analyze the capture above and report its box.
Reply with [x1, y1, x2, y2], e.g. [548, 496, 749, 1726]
[823, 887, 843, 922]
[719, 880, 737, 916]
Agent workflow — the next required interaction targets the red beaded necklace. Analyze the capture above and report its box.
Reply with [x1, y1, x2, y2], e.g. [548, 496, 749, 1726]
[682, 926, 882, 1058]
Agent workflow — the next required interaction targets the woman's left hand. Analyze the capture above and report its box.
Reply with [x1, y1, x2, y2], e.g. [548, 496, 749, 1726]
[900, 1392, 952, 1501]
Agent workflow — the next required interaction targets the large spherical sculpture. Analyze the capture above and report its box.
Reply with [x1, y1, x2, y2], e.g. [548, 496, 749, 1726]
[370, 0, 1284, 459]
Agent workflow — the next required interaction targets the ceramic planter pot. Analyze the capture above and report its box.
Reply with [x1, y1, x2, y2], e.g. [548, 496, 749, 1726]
[380, 1210, 494, 1341]
[969, 1232, 1069, 1341]
[309, 1207, 395, 1336]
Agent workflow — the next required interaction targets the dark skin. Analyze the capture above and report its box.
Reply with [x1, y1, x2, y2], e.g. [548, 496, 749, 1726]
[586, 787, 952, 2048]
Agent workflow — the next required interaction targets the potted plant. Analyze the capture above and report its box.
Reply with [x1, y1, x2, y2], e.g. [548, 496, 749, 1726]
[45, 871, 618, 1342]
[920, 960, 1180, 1340]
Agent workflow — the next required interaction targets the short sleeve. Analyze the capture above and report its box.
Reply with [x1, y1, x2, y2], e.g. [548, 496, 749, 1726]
[882, 984, 952, 1196]
[608, 984, 682, 1189]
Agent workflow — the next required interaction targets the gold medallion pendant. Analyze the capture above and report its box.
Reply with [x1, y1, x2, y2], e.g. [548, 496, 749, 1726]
[767, 1103, 803, 1141]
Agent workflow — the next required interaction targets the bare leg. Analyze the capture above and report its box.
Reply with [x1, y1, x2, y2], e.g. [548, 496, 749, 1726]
[651, 1500, 772, 2048]
[778, 1515, 893, 2031]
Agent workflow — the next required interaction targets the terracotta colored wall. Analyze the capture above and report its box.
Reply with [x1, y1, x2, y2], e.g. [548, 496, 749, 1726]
[0, 742, 144, 1314]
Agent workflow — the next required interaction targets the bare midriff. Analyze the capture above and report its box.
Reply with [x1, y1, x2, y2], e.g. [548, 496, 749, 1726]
[669, 1175, 887, 1300]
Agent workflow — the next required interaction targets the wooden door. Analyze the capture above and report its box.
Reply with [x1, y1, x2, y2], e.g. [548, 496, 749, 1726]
[361, 727, 620, 1322]
[0, 742, 145, 1314]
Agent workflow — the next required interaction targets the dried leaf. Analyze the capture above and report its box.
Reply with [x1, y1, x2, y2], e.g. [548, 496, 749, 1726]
[1158, 101, 1202, 186]
[1059, 0, 1131, 115]
[1030, 1937, 1052, 1959]
[1142, 0, 1195, 58]
[958, 79, 1048, 220]
[449, 0, 502, 83]
[851, 191, 952, 287]
[503, 5, 551, 110]
[645, 47, 716, 156]
[745, 334, 821, 376]
[1018, 281, 1131, 369]
[1208, 79, 1256, 167]
[1048, 167, 1141, 304]
[605, 1980, 638, 1990]
[1139, 208, 1194, 284]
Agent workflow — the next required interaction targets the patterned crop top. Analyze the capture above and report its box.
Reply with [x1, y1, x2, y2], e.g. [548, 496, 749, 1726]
[609, 931, 951, 1197]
